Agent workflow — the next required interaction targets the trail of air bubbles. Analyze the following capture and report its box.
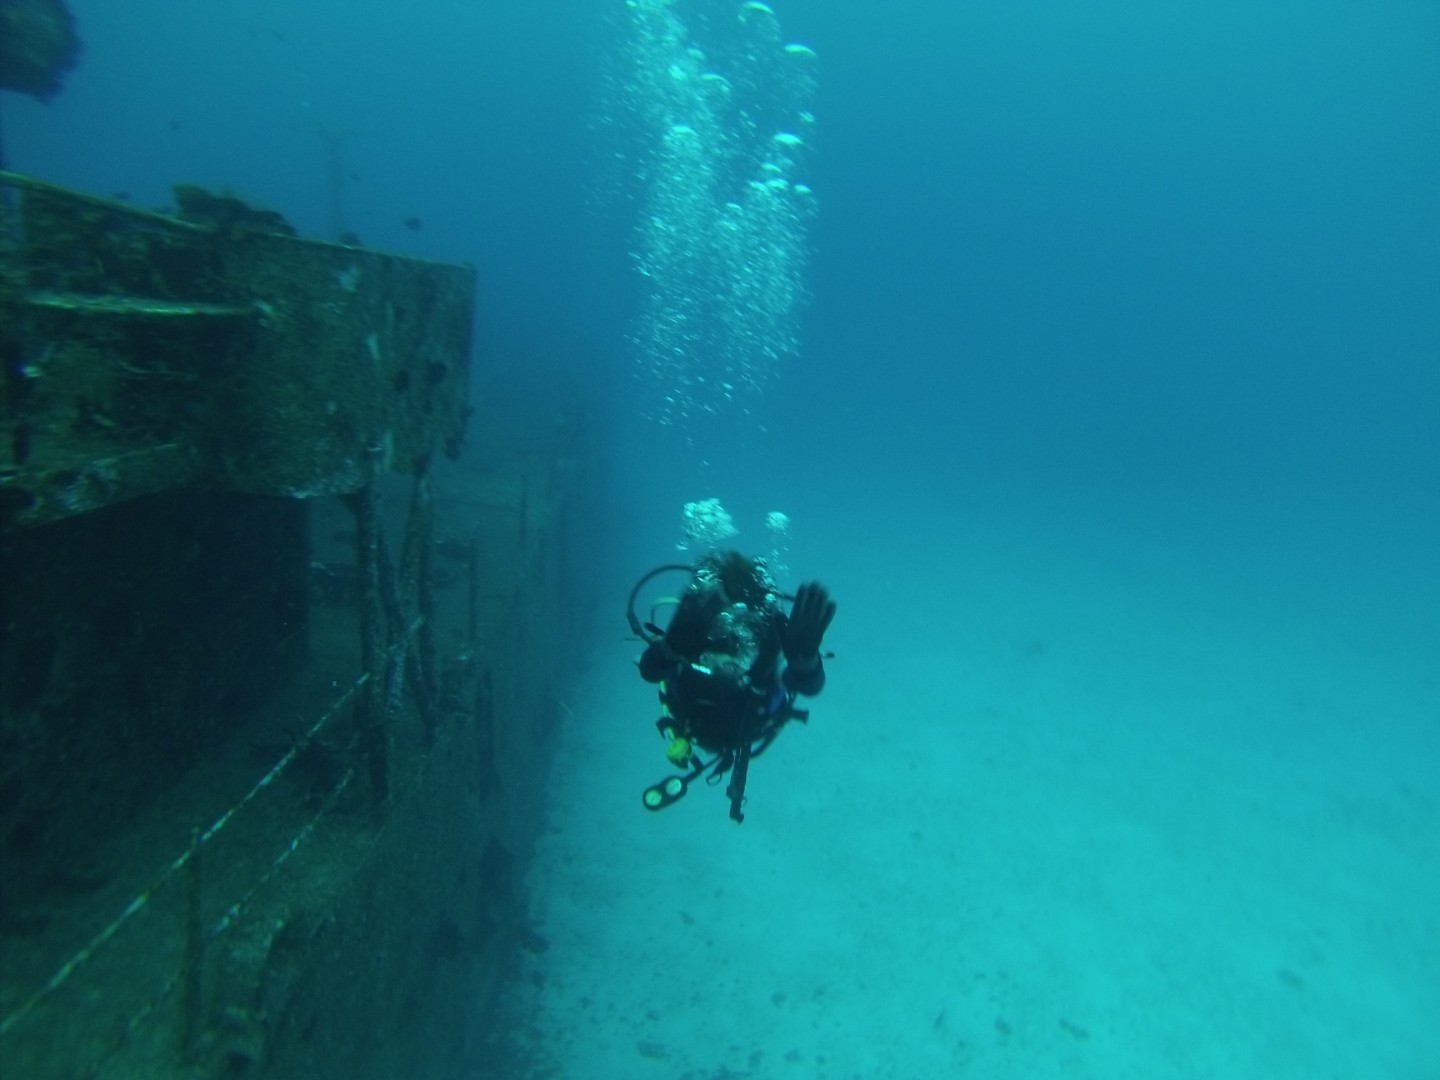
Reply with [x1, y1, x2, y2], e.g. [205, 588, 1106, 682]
[608, 0, 818, 438]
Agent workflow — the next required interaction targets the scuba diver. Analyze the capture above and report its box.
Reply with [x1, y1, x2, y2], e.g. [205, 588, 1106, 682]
[627, 550, 836, 822]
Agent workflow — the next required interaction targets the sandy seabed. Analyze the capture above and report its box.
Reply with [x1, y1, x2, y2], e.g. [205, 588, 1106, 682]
[495, 498, 1438, 1080]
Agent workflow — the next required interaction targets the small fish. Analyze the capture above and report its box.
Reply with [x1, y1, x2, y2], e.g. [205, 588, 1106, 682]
[403, 216, 423, 232]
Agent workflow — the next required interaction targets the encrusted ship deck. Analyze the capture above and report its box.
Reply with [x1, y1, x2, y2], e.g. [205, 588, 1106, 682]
[0, 173, 588, 1080]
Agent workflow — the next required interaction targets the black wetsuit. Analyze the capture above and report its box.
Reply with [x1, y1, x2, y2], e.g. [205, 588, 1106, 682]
[638, 587, 825, 752]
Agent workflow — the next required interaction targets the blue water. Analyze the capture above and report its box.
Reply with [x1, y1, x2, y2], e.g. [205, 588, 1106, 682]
[7, 1, 1437, 1076]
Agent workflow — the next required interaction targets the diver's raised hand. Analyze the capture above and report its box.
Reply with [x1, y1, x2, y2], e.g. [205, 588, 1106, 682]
[784, 582, 836, 664]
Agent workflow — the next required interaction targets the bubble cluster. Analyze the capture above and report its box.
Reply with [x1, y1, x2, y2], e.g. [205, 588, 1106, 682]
[764, 509, 792, 579]
[678, 497, 739, 551]
[611, 0, 818, 437]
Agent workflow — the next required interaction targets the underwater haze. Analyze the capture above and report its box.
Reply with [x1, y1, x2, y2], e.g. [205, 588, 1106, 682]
[6, 0, 1438, 1077]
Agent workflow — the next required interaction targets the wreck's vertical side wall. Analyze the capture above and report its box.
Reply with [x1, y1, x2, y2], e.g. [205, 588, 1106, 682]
[253, 452, 575, 1080]
[0, 492, 310, 909]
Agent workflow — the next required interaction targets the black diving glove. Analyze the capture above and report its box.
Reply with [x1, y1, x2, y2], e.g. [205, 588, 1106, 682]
[784, 582, 836, 666]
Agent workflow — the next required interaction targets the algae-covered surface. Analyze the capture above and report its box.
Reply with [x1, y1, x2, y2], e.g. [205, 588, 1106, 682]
[0, 172, 474, 526]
